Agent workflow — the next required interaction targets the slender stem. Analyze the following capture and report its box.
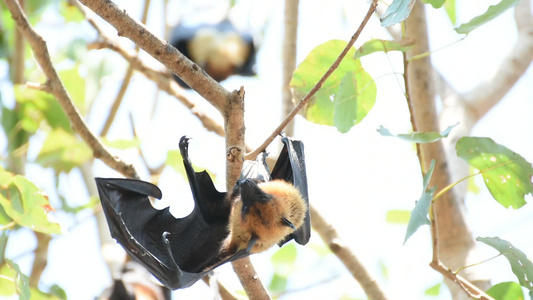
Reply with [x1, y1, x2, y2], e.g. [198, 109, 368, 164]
[244, 0, 379, 160]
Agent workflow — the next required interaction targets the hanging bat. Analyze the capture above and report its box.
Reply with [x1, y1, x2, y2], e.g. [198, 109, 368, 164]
[169, 19, 256, 88]
[95, 135, 310, 289]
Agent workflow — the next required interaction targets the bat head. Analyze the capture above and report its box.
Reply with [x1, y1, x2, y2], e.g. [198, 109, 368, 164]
[227, 179, 307, 253]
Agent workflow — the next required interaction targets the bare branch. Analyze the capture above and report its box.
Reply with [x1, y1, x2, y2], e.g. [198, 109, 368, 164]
[29, 232, 51, 288]
[3, 0, 138, 179]
[281, 0, 300, 137]
[311, 206, 388, 300]
[462, 0, 533, 122]
[78, 0, 232, 113]
[245, 0, 379, 160]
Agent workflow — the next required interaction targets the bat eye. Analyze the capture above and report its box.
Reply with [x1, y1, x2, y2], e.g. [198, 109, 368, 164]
[282, 217, 295, 230]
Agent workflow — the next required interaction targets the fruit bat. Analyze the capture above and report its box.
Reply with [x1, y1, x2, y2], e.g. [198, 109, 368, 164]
[169, 19, 256, 88]
[95, 135, 310, 289]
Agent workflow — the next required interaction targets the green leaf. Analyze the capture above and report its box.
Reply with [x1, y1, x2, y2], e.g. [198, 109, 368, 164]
[58, 67, 85, 113]
[0, 170, 62, 234]
[486, 281, 525, 300]
[456, 137, 533, 209]
[59, 1, 84, 23]
[333, 72, 358, 133]
[425, 282, 442, 296]
[271, 243, 298, 265]
[271, 244, 298, 276]
[101, 137, 141, 150]
[404, 160, 436, 244]
[380, 0, 416, 27]
[36, 128, 93, 173]
[477, 237, 533, 290]
[444, 0, 456, 24]
[290, 40, 376, 132]
[268, 272, 288, 292]
[421, 0, 445, 9]
[455, 0, 521, 34]
[354, 39, 415, 59]
[386, 209, 411, 224]
[0, 259, 31, 300]
[14, 85, 71, 133]
[378, 123, 457, 143]
[166, 150, 186, 177]
[166, 150, 216, 181]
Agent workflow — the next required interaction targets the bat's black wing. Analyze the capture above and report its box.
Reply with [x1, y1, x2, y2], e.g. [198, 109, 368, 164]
[96, 135, 309, 289]
[97, 137, 238, 289]
[271, 136, 311, 246]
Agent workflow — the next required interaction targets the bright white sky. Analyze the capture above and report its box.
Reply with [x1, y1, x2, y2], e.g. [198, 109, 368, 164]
[2, 0, 533, 299]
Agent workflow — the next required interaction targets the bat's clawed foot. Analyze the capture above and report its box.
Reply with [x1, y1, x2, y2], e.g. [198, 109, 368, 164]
[226, 146, 244, 163]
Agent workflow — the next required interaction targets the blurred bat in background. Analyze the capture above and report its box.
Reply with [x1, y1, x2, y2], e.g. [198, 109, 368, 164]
[169, 19, 256, 88]
[95, 135, 310, 289]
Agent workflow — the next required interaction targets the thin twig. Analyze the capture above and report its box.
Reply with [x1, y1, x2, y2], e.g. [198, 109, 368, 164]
[99, 0, 151, 137]
[244, 0, 379, 160]
[3, 0, 138, 179]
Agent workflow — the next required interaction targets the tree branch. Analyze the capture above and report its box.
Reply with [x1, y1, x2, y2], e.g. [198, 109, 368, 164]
[71, 0, 226, 137]
[78, 0, 232, 113]
[3, 0, 138, 179]
[281, 0, 300, 137]
[404, 2, 489, 299]
[461, 0, 533, 122]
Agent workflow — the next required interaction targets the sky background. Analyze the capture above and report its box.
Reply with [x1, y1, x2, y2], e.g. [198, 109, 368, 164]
[2, 0, 533, 299]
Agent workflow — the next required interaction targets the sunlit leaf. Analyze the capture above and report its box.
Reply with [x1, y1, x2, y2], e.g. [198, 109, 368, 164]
[333, 72, 358, 133]
[166, 150, 216, 181]
[59, 1, 84, 23]
[271, 244, 298, 276]
[271, 243, 298, 265]
[425, 282, 442, 296]
[36, 128, 92, 173]
[378, 123, 457, 143]
[58, 67, 85, 113]
[486, 281, 525, 300]
[386, 209, 410, 224]
[354, 38, 414, 59]
[456, 137, 533, 209]
[14, 85, 71, 133]
[380, 0, 416, 27]
[404, 160, 436, 244]
[444, 0, 456, 24]
[30, 287, 66, 300]
[0, 169, 62, 234]
[455, 0, 521, 34]
[0, 259, 30, 300]
[421, 0, 445, 9]
[477, 237, 533, 290]
[268, 272, 288, 292]
[290, 40, 376, 132]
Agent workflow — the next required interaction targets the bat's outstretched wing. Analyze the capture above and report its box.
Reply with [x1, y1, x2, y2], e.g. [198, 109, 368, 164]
[271, 136, 311, 246]
[96, 135, 310, 289]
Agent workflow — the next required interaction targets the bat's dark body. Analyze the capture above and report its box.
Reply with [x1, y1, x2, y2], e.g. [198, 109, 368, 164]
[96, 136, 309, 289]
[169, 19, 256, 88]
